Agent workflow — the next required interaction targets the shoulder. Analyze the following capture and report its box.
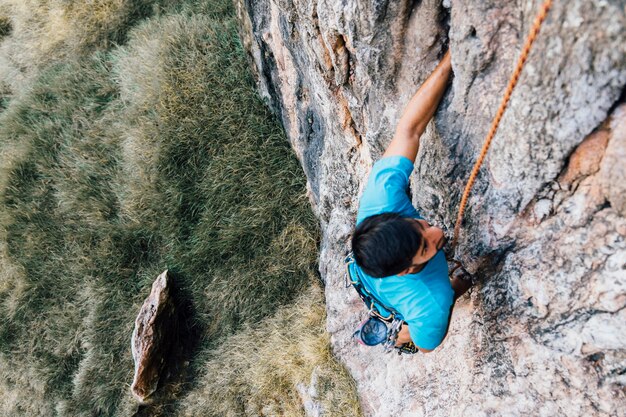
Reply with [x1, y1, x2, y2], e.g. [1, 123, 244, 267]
[356, 156, 418, 223]
[369, 155, 415, 180]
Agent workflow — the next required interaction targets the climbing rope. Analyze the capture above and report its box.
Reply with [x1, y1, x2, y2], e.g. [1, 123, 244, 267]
[452, 0, 553, 248]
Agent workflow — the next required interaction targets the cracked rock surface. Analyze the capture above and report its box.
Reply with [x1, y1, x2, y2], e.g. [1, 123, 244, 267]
[236, 0, 626, 415]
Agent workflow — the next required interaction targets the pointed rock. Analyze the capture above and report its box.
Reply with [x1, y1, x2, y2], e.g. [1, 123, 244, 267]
[130, 270, 176, 402]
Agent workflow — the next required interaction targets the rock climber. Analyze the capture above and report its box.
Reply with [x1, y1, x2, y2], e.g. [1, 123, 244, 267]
[351, 50, 472, 353]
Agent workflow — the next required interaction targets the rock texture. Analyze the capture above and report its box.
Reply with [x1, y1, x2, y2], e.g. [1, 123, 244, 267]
[236, 1, 626, 415]
[131, 270, 176, 402]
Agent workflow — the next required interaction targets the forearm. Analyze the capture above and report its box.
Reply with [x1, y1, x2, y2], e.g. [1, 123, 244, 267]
[395, 51, 452, 141]
[395, 324, 412, 346]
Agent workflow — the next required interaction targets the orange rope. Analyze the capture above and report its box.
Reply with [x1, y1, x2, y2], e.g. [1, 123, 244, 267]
[452, 0, 553, 248]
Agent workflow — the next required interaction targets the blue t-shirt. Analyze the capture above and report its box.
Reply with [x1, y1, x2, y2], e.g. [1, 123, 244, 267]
[355, 156, 454, 350]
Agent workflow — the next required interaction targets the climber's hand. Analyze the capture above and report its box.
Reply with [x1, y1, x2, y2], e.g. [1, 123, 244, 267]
[394, 323, 434, 353]
[394, 323, 412, 346]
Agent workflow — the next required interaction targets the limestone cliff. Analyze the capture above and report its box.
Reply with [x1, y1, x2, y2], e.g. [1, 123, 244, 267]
[235, 1, 626, 415]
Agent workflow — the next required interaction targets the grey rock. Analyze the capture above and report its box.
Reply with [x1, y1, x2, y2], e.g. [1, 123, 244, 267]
[130, 270, 176, 402]
[599, 105, 626, 217]
[236, 1, 626, 415]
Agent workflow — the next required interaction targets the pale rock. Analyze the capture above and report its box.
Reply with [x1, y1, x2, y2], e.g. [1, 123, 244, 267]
[236, 1, 626, 415]
[532, 198, 552, 223]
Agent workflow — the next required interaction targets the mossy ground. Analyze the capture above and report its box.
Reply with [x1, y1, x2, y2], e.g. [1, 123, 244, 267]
[0, 1, 361, 415]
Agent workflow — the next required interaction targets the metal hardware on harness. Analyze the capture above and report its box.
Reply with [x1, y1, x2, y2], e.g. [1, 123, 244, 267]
[345, 252, 418, 355]
[382, 318, 404, 353]
[396, 341, 419, 355]
[344, 253, 357, 288]
[345, 253, 394, 321]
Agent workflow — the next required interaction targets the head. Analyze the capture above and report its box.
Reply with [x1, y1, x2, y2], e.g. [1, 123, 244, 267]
[351, 212, 446, 278]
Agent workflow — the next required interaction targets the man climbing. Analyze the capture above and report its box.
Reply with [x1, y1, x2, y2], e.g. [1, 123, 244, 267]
[351, 50, 471, 353]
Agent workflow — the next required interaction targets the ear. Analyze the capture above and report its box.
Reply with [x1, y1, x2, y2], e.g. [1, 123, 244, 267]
[396, 268, 410, 276]
[399, 263, 426, 276]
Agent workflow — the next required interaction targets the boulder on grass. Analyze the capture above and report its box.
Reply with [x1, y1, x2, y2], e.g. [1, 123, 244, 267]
[130, 270, 176, 402]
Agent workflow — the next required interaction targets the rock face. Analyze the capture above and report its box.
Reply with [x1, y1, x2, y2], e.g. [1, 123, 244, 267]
[235, 1, 626, 415]
[131, 270, 176, 402]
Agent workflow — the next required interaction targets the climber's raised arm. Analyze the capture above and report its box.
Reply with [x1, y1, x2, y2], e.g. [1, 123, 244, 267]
[384, 50, 452, 163]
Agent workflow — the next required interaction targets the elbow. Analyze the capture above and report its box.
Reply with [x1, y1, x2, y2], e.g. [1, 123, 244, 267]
[418, 339, 444, 353]
[394, 122, 423, 144]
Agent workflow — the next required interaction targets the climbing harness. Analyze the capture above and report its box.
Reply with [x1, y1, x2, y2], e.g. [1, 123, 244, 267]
[345, 253, 419, 355]
[452, 0, 553, 248]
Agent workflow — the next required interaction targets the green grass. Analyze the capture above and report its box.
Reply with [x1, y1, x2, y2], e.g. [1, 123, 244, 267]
[176, 283, 362, 417]
[0, 1, 361, 416]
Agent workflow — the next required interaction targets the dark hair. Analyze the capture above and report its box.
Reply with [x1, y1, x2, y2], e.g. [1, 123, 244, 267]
[351, 212, 424, 278]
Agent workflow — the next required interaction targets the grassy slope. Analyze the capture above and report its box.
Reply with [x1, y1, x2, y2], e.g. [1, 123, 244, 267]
[0, 1, 361, 416]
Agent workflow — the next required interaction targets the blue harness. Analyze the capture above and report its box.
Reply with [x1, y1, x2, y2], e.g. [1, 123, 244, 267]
[344, 252, 418, 354]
